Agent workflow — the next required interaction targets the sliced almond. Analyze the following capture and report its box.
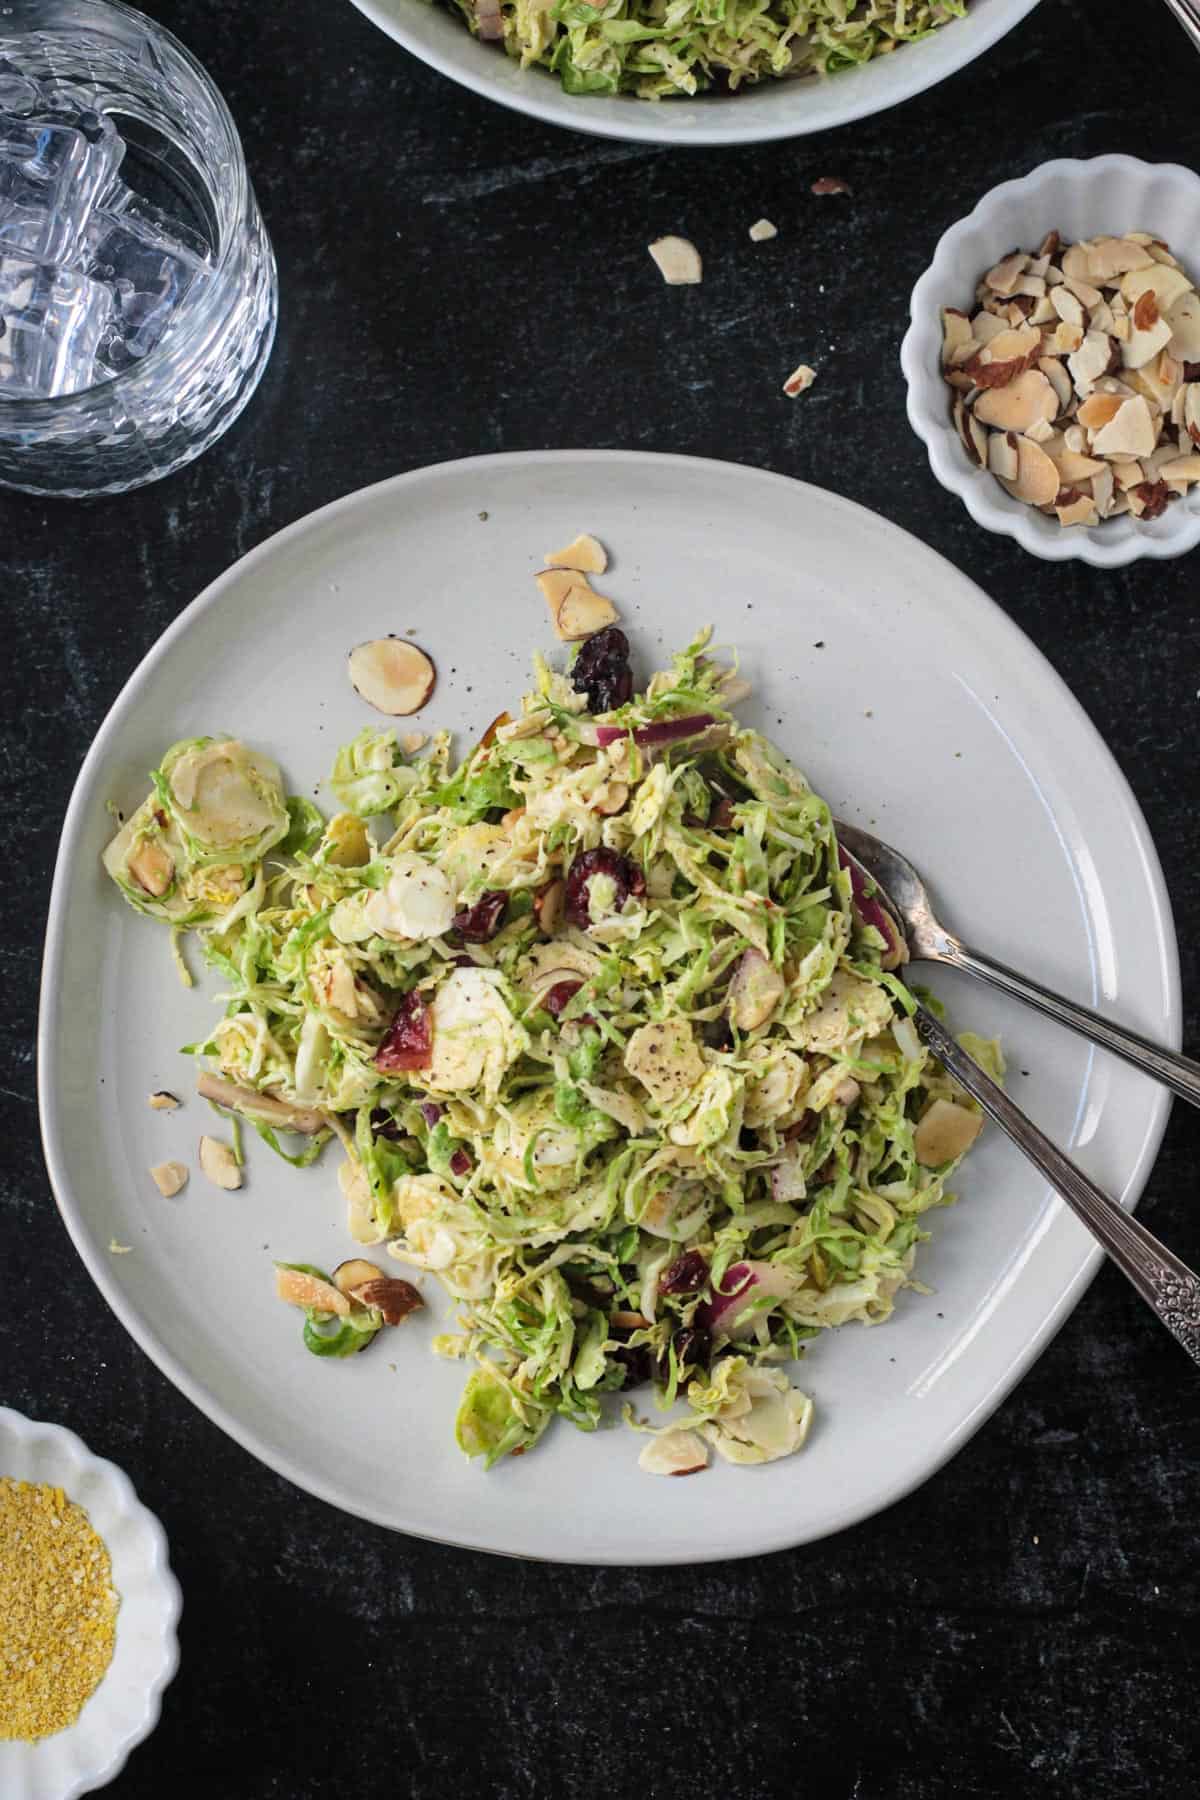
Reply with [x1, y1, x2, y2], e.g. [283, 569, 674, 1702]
[198, 1134, 242, 1191]
[965, 324, 1041, 388]
[1184, 386, 1200, 445]
[275, 1266, 349, 1315]
[1029, 295, 1058, 326]
[1047, 442, 1105, 483]
[348, 1277, 423, 1325]
[1077, 391, 1125, 433]
[127, 837, 174, 898]
[1055, 491, 1098, 528]
[555, 583, 619, 642]
[1111, 458, 1145, 492]
[1061, 273, 1103, 311]
[1122, 309, 1173, 371]
[973, 368, 1057, 432]
[148, 1090, 180, 1111]
[348, 638, 436, 716]
[1167, 290, 1200, 360]
[1050, 286, 1084, 329]
[1089, 301, 1116, 335]
[1091, 463, 1115, 515]
[591, 780, 629, 816]
[940, 307, 974, 366]
[748, 217, 778, 243]
[988, 431, 1020, 482]
[914, 1098, 983, 1166]
[648, 236, 702, 286]
[953, 395, 987, 466]
[1038, 356, 1073, 415]
[400, 730, 427, 755]
[150, 1160, 188, 1197]
[332, 1258, 384, 1297]
[1067, 330, 1116, 397]
[1001, 436, 1060, 507]
[1064, 424, 1087, 453]
[1122, 263, 1194, 315]
[535, 566, 578, 622]
[1054, 321, 1085, 356]
[971, 309, 1010, 346]
[534, 878, 564, 936]
[984, 251, 1028, 295]
[782, 363, 817, 397]
[544, 533, 608, 575]
[638, 1430, 709, 1477]
[1092, 395, 1158, 458]
[1159, 454, 1200, 484]
[1073, 235, 1155, 284]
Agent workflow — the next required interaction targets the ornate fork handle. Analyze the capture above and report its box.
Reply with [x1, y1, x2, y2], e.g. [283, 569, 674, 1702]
[1161, 0, 1200, 53]
[916, 1005, 1200, 1366]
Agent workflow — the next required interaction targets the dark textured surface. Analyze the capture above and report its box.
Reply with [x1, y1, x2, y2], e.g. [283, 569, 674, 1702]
[3, 1, 1200, 1793]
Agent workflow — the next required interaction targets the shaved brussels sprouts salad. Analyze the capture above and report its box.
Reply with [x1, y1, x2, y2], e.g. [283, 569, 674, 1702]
[105, 625, 997, 1478]
[445, 0, 968, 102]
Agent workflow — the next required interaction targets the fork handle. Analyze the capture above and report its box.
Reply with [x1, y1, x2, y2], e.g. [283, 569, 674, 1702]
[1160, 0, 1200, 53]
[916, 1005, 1200, 1366]
[938, 937, 1200, 1109]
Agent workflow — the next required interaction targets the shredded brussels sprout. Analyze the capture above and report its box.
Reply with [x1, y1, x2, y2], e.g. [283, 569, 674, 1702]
[106, 625, 996, 1476]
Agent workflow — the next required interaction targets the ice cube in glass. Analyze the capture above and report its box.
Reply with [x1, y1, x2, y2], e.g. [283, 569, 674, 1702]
[0, 255, 113, 396]
[0, 105, 123, 264]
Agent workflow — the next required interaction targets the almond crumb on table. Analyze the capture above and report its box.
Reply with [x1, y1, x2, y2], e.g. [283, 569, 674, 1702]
[0, 1476, 119, 1742]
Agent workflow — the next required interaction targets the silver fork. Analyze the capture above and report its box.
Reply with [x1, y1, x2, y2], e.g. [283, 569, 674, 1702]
[1161, 0, 1200, 54]
[835, 822, 1200, 1366]
[835, 819, 1200, 1108]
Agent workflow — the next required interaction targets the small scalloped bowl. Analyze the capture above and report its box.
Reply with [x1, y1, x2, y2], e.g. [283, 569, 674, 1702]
[902, 155, 1200, 566]
[0, 1408, 180, 1799]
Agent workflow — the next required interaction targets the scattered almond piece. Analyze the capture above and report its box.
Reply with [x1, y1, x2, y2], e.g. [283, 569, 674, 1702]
[348, 638, 436, 716]
[783, 363, 817, 398]
[275, 1266, 349, 1315]
[556, 583, 620, 642]
[149, 1160, 188, 1198]
[748, 218, 778, 242]
[648, 236, 702, 285]
[400, 731, 427, 754]
[148, 1090, 179, 1111]
[810, 176, 851, 197]
[198, 1135, 242, 1191]
[943, 228, 1200, 526]
[544, 532, 608, 575]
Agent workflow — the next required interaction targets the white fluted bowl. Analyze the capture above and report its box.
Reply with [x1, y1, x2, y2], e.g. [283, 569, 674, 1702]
[0, 1409, 180, 1798]
[902, 155, 1200, 566]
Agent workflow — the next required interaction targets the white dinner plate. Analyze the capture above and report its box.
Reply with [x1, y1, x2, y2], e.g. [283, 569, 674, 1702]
[40, 451, 1178, 1565]
[348, 0, 1042, 146]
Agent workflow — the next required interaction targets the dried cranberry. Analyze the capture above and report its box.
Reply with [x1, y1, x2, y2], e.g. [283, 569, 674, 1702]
[370, 1107, 404, 1141]
[611, 1342, 654, 1390]
[571, 626, 634, 715]
[708, 797, 736, 830]
[543, 978, 583, 1018]
[449, 1147, 472, 1177]
[671, 1327, 711, 1375]
[418, 1101, 444, 1128]
[375, 990, 433, 1072]
[1132, 480, 1172, 521]
[1183, 360, 1200, 382]
[451, 889, 507, 942]
[784, 1112, 818, 1142]
[564, 847, 645, 929]
[659, 1250, 708, 1295]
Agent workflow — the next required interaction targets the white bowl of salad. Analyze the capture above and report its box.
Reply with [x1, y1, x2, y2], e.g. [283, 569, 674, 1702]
[348, 0, 1042, 144]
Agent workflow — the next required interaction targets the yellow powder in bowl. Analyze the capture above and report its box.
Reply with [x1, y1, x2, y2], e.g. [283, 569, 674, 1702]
[0, 1476, 119, 1742]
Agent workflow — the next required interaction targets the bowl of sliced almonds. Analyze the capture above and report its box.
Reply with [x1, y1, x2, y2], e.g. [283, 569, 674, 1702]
[902, 155, 1200, 565]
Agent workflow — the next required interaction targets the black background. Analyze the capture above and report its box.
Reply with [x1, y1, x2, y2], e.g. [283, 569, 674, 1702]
[4, 1, 1199, 1794]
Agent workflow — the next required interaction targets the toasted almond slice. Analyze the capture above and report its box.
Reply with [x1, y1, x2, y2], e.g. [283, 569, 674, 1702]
[638, 1429, 709, 1477]
[941, 307, 974, 366]
[1055, 492, 1099, 528]
[1122, 309, 1173, 371]
[332, 1258, 385, 1297]
[968, 323, 1040, 381]
[556, 584, 619, 642]
[1048, 443, 1105, 483]
[1061, 273, 1103, 311]
[1111, 315, 1131, 342]
[1122, 263, 1194, 314]
[648, 235, 702, 285]
[1167, 290, 1200, 360]
[150, 1160, 188, 1197]
[348, 638, 436, 716]
[535, 566, 578, 621]
[1111, 458, 1144, 492]
[1038, 356, 1073, 415]
[1029, 295, 1057, 326]
[1001, 436, 1060, 507]
[1092, 395, 1158, 458]
[1025, 415, 1055, 444]
[1064, 423, 1088, 453]
[973, 368, 1057, 432]
[1184, 386, 1200, 444]
[198, 1134, 242, 1191]
[914, 1098, 983, 1165]
[348, 1277, 423, 1325]
[1091, 463, 1115, 516]
[275, 1266, 350, 1315]
[748, 217, 778, 242]
[1054, 321, 1085, 356]
[148, 1090, 180, 1111]
[1090, 300, 1116, 335]
[1147, 241, 1181, 268]
[1067, 330, 1117, 396]
[782, 363, 817, 397]
[544, 533, 608, 575]
[1014, 275, 1047, 299]
[1078, 391, 1125, 433]
[985, 251, 1028, 295]
[988, 431, 1020, 482]
[127, 837, 174, 898]
[1050, 286, 1084, 328]
[953, 395, 985, 466]
[533, 878, 565, 936]
[1159, 454, 1200, 483]
[400, 730, 427, 755]
[971, 309, 1010, 346]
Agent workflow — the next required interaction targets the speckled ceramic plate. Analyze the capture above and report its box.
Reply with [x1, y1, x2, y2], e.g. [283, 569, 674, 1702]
[39, 451, 1177, 1565]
